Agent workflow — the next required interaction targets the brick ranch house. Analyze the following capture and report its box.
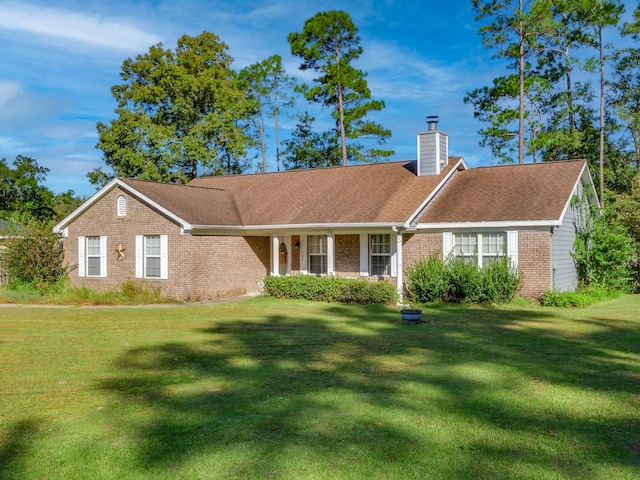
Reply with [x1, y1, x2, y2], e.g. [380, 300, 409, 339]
[54, 124, 598, 301]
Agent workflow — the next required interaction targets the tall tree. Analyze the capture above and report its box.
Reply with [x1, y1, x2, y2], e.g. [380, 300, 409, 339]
[92, 32, 254, 186]
[472, 0, 555, 163]
[582, 0, 624, 206]
[239, 55, 298, 172]
[288, 10, 392, 166]
[612, 3, 640, 176]
[281, 113, 341, 169]
[609, 47, 640, 175]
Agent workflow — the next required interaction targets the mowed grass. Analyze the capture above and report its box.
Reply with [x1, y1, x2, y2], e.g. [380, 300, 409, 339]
[1, 296, 640, 479]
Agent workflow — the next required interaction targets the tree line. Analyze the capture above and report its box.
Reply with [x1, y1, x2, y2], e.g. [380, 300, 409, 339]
[88, 10, 392, 187]
[466, 0, 640, 199]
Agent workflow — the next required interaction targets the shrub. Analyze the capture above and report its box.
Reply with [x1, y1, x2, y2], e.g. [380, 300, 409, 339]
[119, 278, 167, 303]
[406, 256, 522, 304]
[572, 199, 635, 292]
[446, 259, 484, 303]
[481, 257, 522, 303]
[540, 286, 616, 307]
[263, 275, 397, 304]
[1, 220, 69, 288]
[405, 256, 449, 303]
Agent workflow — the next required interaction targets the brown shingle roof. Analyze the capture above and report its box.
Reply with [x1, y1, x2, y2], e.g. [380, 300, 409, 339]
[119, 178, 242, 225]
[186, 160, 459, 226]
[418, 160, 586, 224]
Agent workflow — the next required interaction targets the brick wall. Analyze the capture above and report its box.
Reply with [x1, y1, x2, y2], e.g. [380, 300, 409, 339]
[62, 192, 551, 303]
[401, 231, 551, 299]
[518, 230, 552, 298]
[402, 231, 441, 271]
[63, 187, 269, 301]
[335, 234, 360, 277]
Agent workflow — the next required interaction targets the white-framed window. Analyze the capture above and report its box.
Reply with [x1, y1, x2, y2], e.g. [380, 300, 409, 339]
[135, 235, 168, 279]
[117, 195, 127, 216]
[78, 236, 107, 278]
[145, 236, 161, 278]
[370, 234, 391, 276]
[481, 233, 506, 266]
[448, 232, 509, 268]
[308, 235, 327, 275]
[453, 233, 478, 265]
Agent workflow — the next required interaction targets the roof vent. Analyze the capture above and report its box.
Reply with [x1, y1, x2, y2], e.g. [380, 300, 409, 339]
[426, 115, 439, 131]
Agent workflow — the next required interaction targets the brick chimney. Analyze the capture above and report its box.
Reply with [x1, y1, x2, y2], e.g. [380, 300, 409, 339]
[416, 116, 448, 176]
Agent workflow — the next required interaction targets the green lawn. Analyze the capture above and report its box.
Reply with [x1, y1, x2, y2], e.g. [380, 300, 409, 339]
[1, 296, 640, 479]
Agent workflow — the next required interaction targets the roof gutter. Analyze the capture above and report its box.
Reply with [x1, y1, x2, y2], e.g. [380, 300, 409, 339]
[190, 222, 407, 235]
[415, 219, 562, 230]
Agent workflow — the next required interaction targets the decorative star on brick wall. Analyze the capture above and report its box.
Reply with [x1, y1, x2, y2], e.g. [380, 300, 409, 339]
[115, 243, 126, 260]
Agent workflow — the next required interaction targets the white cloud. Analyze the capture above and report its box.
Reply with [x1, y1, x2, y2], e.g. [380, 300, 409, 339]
[0, 135, 23, 150]
[0, 1, 162, 51]
[0, 80, 22, 107]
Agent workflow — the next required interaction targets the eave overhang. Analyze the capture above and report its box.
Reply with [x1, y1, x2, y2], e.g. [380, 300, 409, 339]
[53, 178, 194, 234]
[414, 219, 562, 231]
[189, 222, 407, 236]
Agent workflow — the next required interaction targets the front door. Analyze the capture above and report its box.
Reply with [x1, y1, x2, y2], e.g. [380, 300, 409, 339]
[278, 237, 290, 276]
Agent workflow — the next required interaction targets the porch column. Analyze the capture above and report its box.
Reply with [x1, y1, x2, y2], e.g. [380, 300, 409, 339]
[271, 233, 280, 276]
[395, 228, 404, 300]
[327, 231, 335, 275]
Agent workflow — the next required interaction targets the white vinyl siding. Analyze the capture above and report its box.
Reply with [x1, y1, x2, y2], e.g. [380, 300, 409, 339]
[551, 198, 580, 291]
[308, 235, 327, 275]
[135, 235, 168, 279]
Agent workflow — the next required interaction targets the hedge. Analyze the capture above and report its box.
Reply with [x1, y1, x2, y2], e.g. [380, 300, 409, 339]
[263, 275, 398, 304]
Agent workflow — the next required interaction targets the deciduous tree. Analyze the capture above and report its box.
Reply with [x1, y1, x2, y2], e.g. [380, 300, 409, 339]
[93, 32, 254, 186]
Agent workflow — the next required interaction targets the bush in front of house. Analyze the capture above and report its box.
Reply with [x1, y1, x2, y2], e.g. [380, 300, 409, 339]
[1, 219, 69, 289]
[480, 256, 523, 303]
[403, 256, 449, 303]
[539, 286, 615, 307]
[405, 256, 522, 304]
[263, 275, 398, 305]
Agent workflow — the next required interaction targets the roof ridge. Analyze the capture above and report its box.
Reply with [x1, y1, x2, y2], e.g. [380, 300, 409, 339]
[472, 159, 585, 170]
[119, 177, 228, 193]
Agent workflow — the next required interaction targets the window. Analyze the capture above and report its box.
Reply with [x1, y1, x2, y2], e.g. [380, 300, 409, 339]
[452, 232, 506, 268]
[135, 235, 168, 279]
[86, 236, 102, 276]
[117, 195, 127, 216]
[308, 235, 327, 275]
[453, 233, 477, 264]
[481, 233, 506, 266]
[78, 236, 106, 278]
[145, 236, 161, 278]
[370, 234, 391, 276]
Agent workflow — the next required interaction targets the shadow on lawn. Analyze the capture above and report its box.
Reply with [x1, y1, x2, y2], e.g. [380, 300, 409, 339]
[97, 302, 640, 478]
[0, 419, 41, 480]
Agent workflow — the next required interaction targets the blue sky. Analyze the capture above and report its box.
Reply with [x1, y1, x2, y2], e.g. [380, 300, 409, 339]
[0, 0, 636, 197]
